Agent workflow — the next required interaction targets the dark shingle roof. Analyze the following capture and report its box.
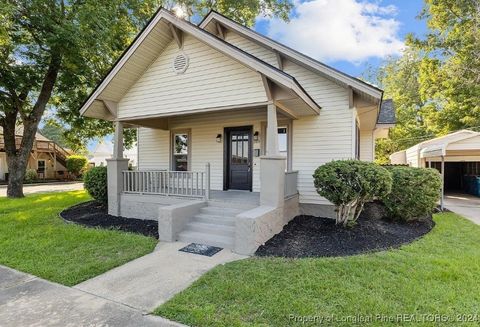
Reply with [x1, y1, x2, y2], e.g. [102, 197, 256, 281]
[377, 99, 396, 124]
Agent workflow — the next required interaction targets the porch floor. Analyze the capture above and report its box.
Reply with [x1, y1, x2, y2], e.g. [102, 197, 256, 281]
[209, 190, 260, 206]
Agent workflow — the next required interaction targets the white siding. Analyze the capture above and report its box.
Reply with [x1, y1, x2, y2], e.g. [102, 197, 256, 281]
[138, 128, 170, 170]
[360, 130, 374, 161]
[225, 31, 279, 68]
[405, 146, 420, 167]
[137, 109, 272, 192]
[118, 34, 267, 119]
[285, 60, 353, 205]
[447, 135, 480, 150]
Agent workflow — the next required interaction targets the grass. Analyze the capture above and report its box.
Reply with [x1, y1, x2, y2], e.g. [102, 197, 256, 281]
[155, 213, 480, 326]
[0, 191, 157, 286]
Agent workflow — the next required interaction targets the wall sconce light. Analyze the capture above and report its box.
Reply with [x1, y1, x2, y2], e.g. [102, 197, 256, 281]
[216, 134, 222, 143]
[253, 131, 259, 142]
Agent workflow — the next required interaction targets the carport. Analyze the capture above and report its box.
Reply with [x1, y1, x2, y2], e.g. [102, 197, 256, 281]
[419, 131, 480, 209]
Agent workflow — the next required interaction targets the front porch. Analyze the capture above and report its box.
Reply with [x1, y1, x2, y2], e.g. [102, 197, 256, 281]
[107, 103, 301, 254]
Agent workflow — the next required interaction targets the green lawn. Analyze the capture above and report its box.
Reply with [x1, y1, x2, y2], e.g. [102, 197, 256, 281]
[156, 213, 480, 326]
[0, 191, 157, 286]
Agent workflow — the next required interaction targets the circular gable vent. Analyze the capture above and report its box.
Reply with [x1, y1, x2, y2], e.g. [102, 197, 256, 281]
[173, 52, 189, 74]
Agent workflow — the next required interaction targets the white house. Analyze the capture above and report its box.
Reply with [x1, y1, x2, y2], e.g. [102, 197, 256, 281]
[80, 9, 395, 254]
[89, 141, 138, 167]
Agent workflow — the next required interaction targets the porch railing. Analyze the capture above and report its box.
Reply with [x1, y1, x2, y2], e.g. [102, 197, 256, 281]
[284, 170, 298, 198]
[122, 163, 211, 199]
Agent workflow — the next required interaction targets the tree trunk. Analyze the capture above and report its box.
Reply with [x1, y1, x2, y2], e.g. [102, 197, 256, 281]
[3, 54, 61, 198]
[6, 153, 28, 198]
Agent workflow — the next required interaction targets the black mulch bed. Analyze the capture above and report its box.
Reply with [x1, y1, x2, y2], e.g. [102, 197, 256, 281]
[255, 215, 434, 258]
[60, 201, 158, 238]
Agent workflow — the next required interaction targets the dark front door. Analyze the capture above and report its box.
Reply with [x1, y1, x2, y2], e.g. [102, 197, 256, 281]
[225, 126, 252, 190]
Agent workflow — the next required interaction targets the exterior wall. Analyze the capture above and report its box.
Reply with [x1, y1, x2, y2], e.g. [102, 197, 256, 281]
[119, 193, 187, 220]
[285, 60, 353, 205]
[390, 150, 407, 165]
[0, 151, 66, 180]
[0, 153, 6, 180]
[360, 130, 374, 161]
[405, 145, 420, 167]
[138, 109, 270, 192]
[225, 31, 279, 68]
[118, 34, 267, 119]
[447, 135, 480, 150]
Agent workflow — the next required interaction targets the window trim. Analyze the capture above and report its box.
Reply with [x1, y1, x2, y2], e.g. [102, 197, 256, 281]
[170, 129, 191, 171]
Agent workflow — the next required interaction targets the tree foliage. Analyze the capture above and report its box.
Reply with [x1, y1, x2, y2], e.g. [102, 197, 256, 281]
[371, 0, 480, 163]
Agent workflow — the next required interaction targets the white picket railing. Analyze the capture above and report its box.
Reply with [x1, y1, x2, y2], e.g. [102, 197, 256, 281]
[284, 170, 298, 198]
[122, 163, 211, 199]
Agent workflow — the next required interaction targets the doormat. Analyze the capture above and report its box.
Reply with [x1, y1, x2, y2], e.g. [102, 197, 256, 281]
[179, 243, 223, 257]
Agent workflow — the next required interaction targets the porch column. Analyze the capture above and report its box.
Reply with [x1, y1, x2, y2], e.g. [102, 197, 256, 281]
[260, 103, 285, 207]
[107, 121, 129, 216]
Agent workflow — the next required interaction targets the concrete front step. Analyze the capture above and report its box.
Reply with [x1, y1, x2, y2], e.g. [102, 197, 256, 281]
[192, 213, 236, 226]
[177, 230, 234, 249]
[200, 206, 244, 217]
[184, 221, 235, 237]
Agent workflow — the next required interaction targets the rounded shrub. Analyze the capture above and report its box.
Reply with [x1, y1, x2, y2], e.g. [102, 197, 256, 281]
[24, 169, 38, 183]
[382, 166, 442, 221]
[66, 155, 88, 178]
[313, 160, 392, 226]
[84, 166, 108, 205]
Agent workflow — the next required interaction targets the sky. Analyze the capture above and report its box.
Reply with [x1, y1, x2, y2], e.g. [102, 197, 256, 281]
[255, 0, 428, 78]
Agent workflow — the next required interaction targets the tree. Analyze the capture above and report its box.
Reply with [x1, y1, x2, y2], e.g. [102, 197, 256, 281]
[410, 0, 480, 134]
[0, 0, 292, 198]
[39, 120, 67, 148]
[371, 50, 436, 164]
[370, 0, 480, 163]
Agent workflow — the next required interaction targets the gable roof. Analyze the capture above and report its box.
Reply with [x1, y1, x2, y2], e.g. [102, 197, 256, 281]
[0, 126, 50, 142]
[200, 10, 383, 102]
[79, 8, 320, 119]
[377, 99, 395, 124]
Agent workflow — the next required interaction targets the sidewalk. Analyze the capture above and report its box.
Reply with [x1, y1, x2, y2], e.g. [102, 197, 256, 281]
[75, 242, 247, 311]
[0, 265, 184, 327]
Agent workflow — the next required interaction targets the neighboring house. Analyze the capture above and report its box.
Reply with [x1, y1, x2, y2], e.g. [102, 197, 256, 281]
[89, 141, 138, 167]
[80, 9, 395, 254]
[390, 130, 480, 198]
[0, 126, 70, 181]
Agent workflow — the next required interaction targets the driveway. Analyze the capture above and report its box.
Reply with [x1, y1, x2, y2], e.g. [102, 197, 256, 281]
[0, 265, 184, 327]
[444, 193, 480, 225]
[0, 181, 84, 197]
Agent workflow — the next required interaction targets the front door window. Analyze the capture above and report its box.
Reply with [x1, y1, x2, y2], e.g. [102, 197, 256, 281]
[172, 133, 189, 171]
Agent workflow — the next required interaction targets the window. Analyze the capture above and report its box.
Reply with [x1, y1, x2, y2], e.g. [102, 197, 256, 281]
[172, 132, 189, 171]
[278, 127, 288, 154]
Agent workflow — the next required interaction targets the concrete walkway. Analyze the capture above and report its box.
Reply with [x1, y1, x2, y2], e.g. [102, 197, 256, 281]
[444, 193, 480, 225]
[75, 242, 246, 312]
[0, 265, 184, 327]
[0, 181, 84, 197]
